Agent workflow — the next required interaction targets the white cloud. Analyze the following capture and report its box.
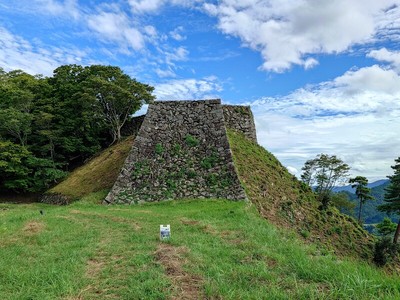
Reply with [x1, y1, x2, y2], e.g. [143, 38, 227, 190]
[164, 46, 189, 65]
[86, 11, 145, 52]
[170, 26, 186, 41]
[204, 0, 400, 72]
[286, 166, 298, 176]
[128, 0, 165, 13]
[128, 0, 201, 13]
[334, 65, 400, 95]
[249, 64, 400, 181]
[154, 76, 223, 100]
[0, 26, 87, 75]
[144, 25, 158, 38]
[36, 0, 80, 19]
[155, 68, 177, 78]
[367, 48, 400, 70]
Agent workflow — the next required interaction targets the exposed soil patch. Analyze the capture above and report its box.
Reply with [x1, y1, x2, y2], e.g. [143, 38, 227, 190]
[155, 243, 203, 300]
[201, 224, 218, 236]
[23, 221, 45, 235]
[265, 257, 278, 268]
[86, 258, 105, 278]
[180, 218, 200, 226]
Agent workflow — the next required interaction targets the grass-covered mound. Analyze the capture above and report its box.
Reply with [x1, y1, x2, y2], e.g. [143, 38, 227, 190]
[44, 136, 133, 202]
[227, 130, 374, 260]
[47, 130, 374, 260]
[1, 199, 399, 299]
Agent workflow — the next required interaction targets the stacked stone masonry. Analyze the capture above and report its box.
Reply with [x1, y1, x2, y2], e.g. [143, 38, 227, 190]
[222, 105, 257, 143]
[105, 99, 257, 204]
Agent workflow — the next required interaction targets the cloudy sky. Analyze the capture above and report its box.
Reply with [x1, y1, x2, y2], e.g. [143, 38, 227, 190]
[1, 0, 399, 182]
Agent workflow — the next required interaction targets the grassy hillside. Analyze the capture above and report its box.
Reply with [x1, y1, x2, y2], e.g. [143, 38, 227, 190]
[46, 136, 133, 200]
[227, 130, 374, 260]
[1, 199, 399, 299]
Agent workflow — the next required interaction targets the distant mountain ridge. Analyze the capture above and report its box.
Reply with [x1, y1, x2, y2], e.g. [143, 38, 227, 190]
[335, 179, 397, 224]
[332, 179, 389, 193]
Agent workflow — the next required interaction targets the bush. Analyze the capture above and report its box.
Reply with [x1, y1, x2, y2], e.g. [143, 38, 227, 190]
[373, 236, 399, 267]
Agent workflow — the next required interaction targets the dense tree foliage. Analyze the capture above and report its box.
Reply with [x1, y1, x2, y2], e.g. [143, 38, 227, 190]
[0, 65, 154, 193]
[301, 154, 350, 209]
[378, 157, 400, 243]
[330, 191, 355, 212]
[376, 217, 397, 237]
[349, 176, 374, 222]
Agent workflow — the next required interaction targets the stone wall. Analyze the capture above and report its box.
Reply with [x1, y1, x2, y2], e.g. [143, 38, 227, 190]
[105, 99, 247, 204]
[222, 105, 257, 143]
[120, 115, 146, 137]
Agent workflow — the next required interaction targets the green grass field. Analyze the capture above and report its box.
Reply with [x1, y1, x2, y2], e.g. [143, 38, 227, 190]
[1, 194, 399, 300]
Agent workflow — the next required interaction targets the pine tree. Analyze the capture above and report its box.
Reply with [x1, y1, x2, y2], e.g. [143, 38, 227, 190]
[349, 176, 374, 223]
[378, 157, 400, 243]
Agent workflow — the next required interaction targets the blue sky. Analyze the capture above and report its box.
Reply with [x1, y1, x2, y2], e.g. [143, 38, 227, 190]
[1, 0, 400, 181]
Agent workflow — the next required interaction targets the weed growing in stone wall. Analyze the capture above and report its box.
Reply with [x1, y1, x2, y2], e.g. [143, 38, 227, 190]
[234, 106, 250, 115]
[185, 134, 199, 147]
[155, 143, 164, 155]
[219, 172, 234, 188]
[206, 173, 218, 186]
[172, 143, 182, 156]
[186, 168, 197, 178]
[201, 152, 219, 169]
[131, 160, 150, 178]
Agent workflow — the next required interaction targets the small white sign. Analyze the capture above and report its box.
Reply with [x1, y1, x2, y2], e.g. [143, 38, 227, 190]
[160, 224, 171, 240]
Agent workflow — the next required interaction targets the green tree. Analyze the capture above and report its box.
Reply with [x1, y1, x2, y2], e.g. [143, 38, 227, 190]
[331, 191, 356, 212]
[378, 157, 400, 243]
[0, 70, 40, 146]
[0, 108, 32, 146]
[301, 154, 350, 209]
[0, 141, 66, 192]
[349, 176, 374, 223]
[83, 65, 155, 144]
[376, 217, 397, 237]
[47, 64, 105, 164]
[0, 141, 31, 191]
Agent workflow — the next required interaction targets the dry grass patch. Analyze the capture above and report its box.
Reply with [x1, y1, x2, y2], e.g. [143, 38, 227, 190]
[23, 221, 45, 235]
[180, 218, 200, 226]
[86, 257, 106, 279]
[155, 243, 203, 300]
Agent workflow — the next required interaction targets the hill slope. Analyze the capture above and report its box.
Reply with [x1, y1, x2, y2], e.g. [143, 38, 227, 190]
[227, 130, 374, 259]
[44, 136, 133, 202]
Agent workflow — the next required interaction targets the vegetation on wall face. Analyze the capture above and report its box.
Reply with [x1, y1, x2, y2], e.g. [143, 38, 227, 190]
[0, 66, 154, 193]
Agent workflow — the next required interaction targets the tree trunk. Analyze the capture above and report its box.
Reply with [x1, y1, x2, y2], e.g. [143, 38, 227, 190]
[117, 125, 121, 142]
[358, 200, 363, 223]
[393, 220, 400, 244]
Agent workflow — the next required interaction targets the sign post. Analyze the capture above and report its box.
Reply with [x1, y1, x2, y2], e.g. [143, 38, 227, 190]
[160, 224, 171, 240]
